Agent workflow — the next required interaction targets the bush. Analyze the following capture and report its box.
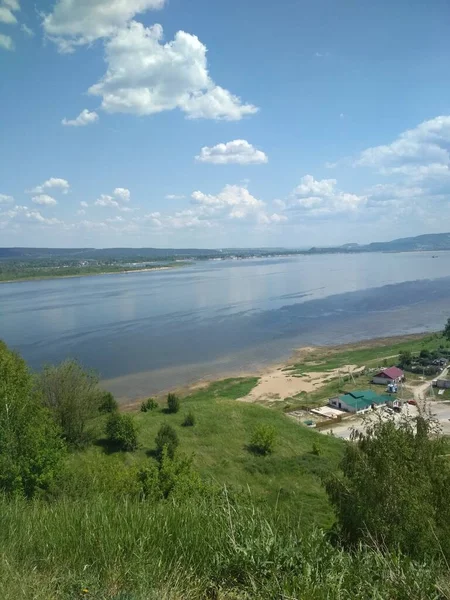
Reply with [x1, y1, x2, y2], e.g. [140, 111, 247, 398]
[140, 398, 158, 412]
[105, 412, 138, 452]
[249, 425, 277, 456]
[0, 340, 64, 498]
[311, 441, 321, 456]
[35, 359, 102, 447]
[167, 393, 180, 414]
[99, 392, 118, 414]
[155, 423, 179, 460]
[182, 411, 196, 427]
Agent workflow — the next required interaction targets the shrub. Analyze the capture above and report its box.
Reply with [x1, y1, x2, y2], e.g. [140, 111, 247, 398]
[155, 423, 179, 460]
[182, 411, 196, 427]
[35, 359, 102, 447]
[105, 412, 138, 452]
[311, 441, 321, 456]
[99, 392, 118, 414]
[140, 398, 158, 413]
[0, 340, 64, 498]
[249, 425, 277, 456]
[167, 393, 180, 414]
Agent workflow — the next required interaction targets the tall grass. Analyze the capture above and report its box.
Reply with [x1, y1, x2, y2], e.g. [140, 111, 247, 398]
[0, 494, 445, 599]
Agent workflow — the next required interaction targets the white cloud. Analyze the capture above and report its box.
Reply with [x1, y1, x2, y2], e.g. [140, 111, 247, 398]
[355, 115, 450, 176]
[0, 33, 14, 50]
[32, 194, 58, 206]
[62, 109, 99, 127]
[43, 0, 166, 52]
[106, 215, 124, 223]
[77, 209, 86, 216]
[0, 6, 17, 24]
[0, 193, 14, 204]
[95, 188, 131, 209]
[88, 22, 258, 121]
[196, 140, 268, 165]
[80, 201, 89, 208]
[29, 178, 70, 194]
[95, 194, 119, 208]
[3, 205, 63, 227]
[165, 194, 185, 200]
[287, 175, 366, 216]
[21, 23, 33, 36]
[113, 187, 130, 202]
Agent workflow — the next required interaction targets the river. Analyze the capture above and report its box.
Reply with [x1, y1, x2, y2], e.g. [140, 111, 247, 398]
[1, 251, 450, 400]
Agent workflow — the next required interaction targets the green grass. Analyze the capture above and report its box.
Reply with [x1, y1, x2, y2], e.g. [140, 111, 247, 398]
[0, 495, 444, 600]
[64, 378, 344, 527]
[288, 333, 447, 374]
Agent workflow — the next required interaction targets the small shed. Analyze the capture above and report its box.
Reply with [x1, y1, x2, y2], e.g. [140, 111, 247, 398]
[329, 390, 392, 414]
[372, 367, 404, 385]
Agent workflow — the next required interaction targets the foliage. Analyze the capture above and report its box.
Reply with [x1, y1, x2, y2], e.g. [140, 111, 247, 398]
[138, 448, 207, 500]
[35, 360, 102, 447]
[182, 410, 196, 427]
[105, 412, 139, 452]
[140, 398, 158, 412]
[0, 340, 64, 498]
[444, 317, 450, 340]
[249, 424, 277, 456]
[98, 392, 118, 414]
[326, 410, 450, 561]
[155, 423, 179, 460]
[398, 350, 413, 367]
[0, 495, 443, 600]
[167, 392, 180, 414]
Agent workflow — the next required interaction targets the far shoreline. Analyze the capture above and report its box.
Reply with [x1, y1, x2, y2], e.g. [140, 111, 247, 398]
[109, 331, 437, 408]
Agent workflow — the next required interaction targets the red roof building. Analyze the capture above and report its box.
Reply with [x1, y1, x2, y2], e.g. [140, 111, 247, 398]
[372, 367, 404, 385]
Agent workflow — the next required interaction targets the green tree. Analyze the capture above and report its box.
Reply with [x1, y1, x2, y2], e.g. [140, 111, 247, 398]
[0, 341, 64, 498]
[36, 360, 102, 446]
[105, 412, 138, 452]
[155, 423, 179, 460]
[167, 393, 180, 414]
[444, 318, 450, 340]
[326, 411, 450, 560]
[249, 424, 277, 456]
[141, 398, 158, 412]
[99, 391, 118, 414]
[398, 350, 412, 367]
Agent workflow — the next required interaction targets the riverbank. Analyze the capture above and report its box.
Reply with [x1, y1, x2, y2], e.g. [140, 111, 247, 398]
[0, 265, 175, 284]
[111, 331, 439, 408]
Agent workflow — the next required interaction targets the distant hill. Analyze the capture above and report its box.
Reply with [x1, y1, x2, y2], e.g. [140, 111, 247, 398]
[1, 233, 450, 260]
[308, 232, 450, 254]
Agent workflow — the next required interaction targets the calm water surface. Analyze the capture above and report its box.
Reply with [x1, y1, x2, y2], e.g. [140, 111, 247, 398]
[1, 252, 450, 399]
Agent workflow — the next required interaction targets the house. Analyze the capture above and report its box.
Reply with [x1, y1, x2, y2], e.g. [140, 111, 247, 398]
[329, 390, 392, 414]
[372, 367, 404, 385]
[432, 379, 450, 389]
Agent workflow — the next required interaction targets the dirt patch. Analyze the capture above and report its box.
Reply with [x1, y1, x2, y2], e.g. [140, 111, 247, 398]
[238, 365, 364, 404]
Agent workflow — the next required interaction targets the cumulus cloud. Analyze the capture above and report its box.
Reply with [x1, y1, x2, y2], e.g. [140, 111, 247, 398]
[196, 140, 268, 165]
[62, 109, 99, 127]
[0, 33, 14, 50]
[43, 0, 166, 52]
[287, 175, 366, 216]
[95, 188, 131, 209]
[29, 177, 70, 194]
[355, 115, 450, 177]
[80, 201, 88, 208]
[0, 193, 14, 204]
[32, 194, 58, 206]
[88, 23, 258, 121]
[2, 205, 62, 226]
[165, 194, 185, 200]
[0, 6, 17, 24]
[21, 23, 33, 36]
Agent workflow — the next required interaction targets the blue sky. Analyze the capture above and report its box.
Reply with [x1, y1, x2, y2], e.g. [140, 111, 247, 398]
[1, 0, 450, 248]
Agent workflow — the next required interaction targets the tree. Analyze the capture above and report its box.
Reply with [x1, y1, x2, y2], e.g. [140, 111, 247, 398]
[167, 393, 180, 414]
[326, 411, 450, 560]
[182, 411, 196, 427]
[155, 423, 179, 460]
[444, 318, 450, 341]
[0, 340, 64, 498]
[398, 350, 412, 368]
[141, 398, 158, 412]
[35, 360, 102, 446]
[99, 391, 118, 414]
[249, 424, 277, 456]
[105, 412, 138, 452]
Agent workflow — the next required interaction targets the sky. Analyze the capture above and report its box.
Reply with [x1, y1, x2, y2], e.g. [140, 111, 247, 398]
[1, 0, 450, 248]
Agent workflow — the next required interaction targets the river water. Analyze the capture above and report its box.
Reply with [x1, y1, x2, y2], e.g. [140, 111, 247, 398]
[1, 252, 450, 400]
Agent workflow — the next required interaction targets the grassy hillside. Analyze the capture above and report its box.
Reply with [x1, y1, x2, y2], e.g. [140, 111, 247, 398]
[67, 378, 343, 527]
